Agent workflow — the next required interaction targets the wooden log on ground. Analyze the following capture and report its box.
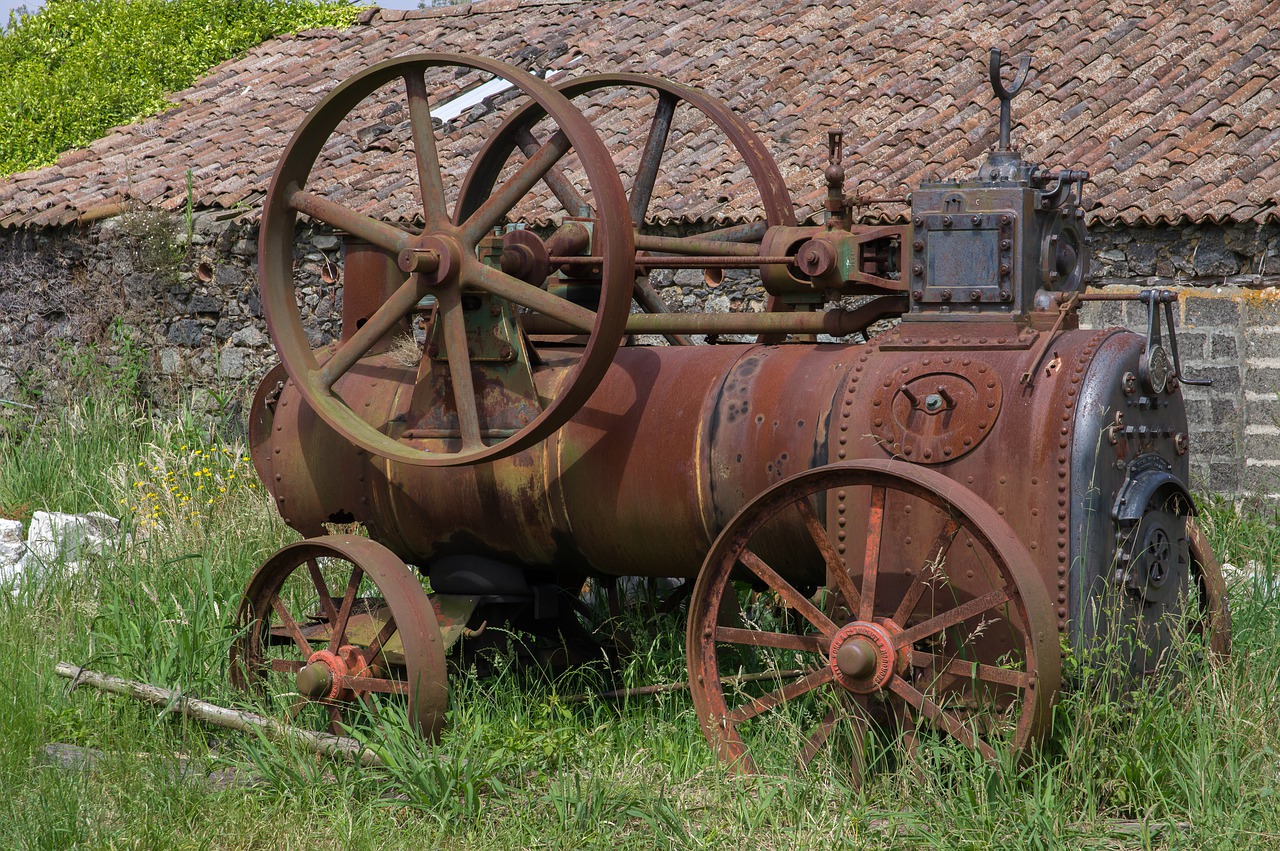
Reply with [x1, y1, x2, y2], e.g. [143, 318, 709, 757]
[54, 662, 384, 767]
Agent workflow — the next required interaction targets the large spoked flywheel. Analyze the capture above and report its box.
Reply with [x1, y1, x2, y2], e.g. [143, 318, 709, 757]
[258, 53, 634, 466]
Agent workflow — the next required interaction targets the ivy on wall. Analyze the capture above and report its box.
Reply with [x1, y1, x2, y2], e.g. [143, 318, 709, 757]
[0, 0, 360, 176]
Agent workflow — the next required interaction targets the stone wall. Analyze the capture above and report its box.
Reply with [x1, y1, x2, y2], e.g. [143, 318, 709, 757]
[1, 213, 1276, 498]
[1081, 223, 1280, 499]
[0, 211, 325, 413]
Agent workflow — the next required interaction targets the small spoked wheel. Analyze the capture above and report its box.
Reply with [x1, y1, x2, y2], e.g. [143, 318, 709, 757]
[686, 460, 1060, 783]
[230, 536, 447, 739]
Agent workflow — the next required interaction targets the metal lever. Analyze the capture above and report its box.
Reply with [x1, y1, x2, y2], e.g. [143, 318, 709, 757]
[989, 47, 1031, 152]
[1138, 289, 1212, 389]
[824, 129, 847, 229]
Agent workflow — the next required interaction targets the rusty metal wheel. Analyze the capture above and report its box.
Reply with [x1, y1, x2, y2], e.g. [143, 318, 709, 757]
[1188, 518, 1232, 658]
[686, 460, 1061, 783]
[231, 535, 447, 739]
[259, 53, 634, 466]
[457, 72, 797, 344]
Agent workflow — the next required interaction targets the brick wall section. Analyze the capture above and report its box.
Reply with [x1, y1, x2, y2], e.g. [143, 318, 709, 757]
[1080, 222, 1280, 498]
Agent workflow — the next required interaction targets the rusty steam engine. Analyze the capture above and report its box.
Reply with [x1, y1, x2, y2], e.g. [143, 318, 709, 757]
[231, 50, 1231, 779]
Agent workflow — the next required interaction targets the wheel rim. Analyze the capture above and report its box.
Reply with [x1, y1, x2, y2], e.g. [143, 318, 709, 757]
[456, 73, 798, 344]
[458, 72, 795, 231]
[1187, 518, 1232, 658]
[259, 53, 634, 467]
[230, 535, 447, 739]
[686, 459, 1060, 783]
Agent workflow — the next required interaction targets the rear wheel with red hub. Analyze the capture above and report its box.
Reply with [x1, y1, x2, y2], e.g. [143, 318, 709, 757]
[230, 536, 447, 739]
[686, 460, 1060, 783]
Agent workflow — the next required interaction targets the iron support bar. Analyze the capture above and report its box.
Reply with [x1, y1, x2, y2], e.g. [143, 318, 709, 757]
[523, 296, 907, 336]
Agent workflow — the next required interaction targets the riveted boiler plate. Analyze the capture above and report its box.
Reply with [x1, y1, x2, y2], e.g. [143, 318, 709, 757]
[869, 359, 1002, 464]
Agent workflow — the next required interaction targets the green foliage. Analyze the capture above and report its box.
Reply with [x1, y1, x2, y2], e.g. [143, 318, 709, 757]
[2, 390, 1280, 846]
[0, 0, 361, 175]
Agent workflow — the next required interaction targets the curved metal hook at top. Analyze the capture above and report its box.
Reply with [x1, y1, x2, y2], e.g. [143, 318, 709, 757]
[989, 47, 1031, 99]
[989, 47, 1033, 152]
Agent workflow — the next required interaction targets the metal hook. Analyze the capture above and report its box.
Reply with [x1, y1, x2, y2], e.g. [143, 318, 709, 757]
[989, 47, 1032, 151]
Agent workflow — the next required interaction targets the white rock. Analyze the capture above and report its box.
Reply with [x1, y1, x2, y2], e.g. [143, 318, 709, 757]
[24, 511, 121, 570]
[0, 518, 25, 583]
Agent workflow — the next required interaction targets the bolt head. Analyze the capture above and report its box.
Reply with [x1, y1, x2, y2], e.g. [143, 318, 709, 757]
[296, 662, 333, 699]
[836, 639, 877, 679]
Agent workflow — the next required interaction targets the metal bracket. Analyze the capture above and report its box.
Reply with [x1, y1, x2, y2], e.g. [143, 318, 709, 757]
[1137, 289, 1211, 390]
[989, 47, 1031, 152]
[1020, 293, 1078, 386]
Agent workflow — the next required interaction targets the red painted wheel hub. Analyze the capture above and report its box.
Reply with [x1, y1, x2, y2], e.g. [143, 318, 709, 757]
[828, 619, 910, 693]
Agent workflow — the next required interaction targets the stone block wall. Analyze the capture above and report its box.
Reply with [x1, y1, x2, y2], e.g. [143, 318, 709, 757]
[1, 213, 1276, 498]
[1081, 222, 1280, 499]
[0, 211, 328, 412]
[1078, 287, 1280, 498]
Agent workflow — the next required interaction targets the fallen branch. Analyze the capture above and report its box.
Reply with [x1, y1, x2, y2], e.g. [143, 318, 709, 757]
[54, 662, 383, 767]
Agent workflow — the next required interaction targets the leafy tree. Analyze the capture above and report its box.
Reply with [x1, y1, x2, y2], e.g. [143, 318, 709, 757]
[0, 0, 361, 175]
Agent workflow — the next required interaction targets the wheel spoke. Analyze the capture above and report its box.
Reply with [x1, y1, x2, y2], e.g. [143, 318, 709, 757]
[629, 91, 677, 225]
[345, 675, 410, 695]
[515, 125, 591, 218]
[798, 707, 838, 768]
[630, 275, 693, 346]
[364, 612, 400, 665]
[436, 288, 483, 449]
[461, 129, 572, 243]
[305, 559, 339, 625]
[330, 565, 365, 649]
[326, 703, 343, 736]
[912, 651, 1030, 689]
[726, 666, 834, 724]
[287, 697, 307, 723]
[795, 497, 860, 617]
[715, 626, 825, 653]
[891, 517, 960, 625]
[738, 548, 839, 637]
[888, 675, 998, 762]
[846, 700, 868, 786]
[269, 658, 305, 674]
[285, 184, 414, 255]
[892, 586, 1013, 649]
[315, 276, 424, 391]
[858, 486, 887, 621]
[468, 261, 597, 332]
[270, 598, 313, 658]
[405, 72, 450, 226]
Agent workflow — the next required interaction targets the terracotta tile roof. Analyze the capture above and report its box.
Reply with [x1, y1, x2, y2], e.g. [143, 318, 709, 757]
[3, 0, 1280, 229]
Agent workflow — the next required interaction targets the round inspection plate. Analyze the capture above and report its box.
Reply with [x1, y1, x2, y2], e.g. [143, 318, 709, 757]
[869, 359, 1002, 464]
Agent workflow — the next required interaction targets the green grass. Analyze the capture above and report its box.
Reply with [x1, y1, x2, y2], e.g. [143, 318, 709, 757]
[1, 393, 1279, 849]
